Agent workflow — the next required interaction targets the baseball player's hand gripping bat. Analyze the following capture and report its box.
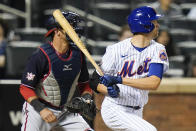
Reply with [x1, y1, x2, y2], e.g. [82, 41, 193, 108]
[53, 9, 103, 76]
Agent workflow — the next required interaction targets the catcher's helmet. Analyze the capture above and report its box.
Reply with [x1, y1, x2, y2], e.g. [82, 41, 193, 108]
[45, 11, 83, 37]
[128, 6, 162, 34]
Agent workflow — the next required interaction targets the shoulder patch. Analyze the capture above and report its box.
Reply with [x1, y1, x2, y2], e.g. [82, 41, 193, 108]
[159, 50, 167, 61]
[26, 72, 35, 81]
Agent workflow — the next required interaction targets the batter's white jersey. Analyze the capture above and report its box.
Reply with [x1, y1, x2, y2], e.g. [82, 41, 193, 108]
[100, 38, 169, 107]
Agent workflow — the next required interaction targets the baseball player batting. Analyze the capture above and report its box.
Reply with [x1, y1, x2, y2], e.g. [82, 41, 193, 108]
[19, 11, 94, 131]
[91, 6, 169, 131]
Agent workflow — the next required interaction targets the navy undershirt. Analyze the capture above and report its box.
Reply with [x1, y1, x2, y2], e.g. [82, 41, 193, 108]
[133, 45, 164, 79]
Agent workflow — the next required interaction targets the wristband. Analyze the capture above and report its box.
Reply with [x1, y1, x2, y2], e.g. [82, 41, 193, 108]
[30, 99, 46, 113]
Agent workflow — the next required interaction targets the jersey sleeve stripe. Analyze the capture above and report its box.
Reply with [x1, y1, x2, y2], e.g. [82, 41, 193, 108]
[21, 83, 35, 90]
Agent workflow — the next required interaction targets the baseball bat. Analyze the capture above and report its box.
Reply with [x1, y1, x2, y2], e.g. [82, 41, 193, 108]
[53, 9, 103, 76]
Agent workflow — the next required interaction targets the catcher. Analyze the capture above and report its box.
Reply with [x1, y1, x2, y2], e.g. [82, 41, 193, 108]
[20, 11, 95, 131]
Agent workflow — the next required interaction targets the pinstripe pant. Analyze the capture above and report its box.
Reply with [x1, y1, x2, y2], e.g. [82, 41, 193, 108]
[101, 99, 157, 131]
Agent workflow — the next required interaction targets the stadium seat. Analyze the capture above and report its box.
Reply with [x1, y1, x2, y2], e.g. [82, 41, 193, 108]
[180, 3, 196, 15]
[0, 13, 18, 29]
[14, 28, 47, 42]
[88, 41, 115, 55]
[169, 19, 196, 31]
[5, 41, 42, 78]
[165, 55, 185, 77]
[169, 28, 195, 44]
[176, 41, 196, 55]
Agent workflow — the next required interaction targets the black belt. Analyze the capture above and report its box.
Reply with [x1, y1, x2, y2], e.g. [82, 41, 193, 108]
[39, 99, 65, 111]
[126, 105, 141, 110]
[46, 105, 65, 111]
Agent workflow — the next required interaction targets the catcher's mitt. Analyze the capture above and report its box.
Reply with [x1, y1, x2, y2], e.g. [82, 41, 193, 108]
[66, 95, 96, 121]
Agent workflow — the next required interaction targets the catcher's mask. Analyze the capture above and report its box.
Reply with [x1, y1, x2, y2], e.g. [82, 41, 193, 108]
[45, 11, 84, 41]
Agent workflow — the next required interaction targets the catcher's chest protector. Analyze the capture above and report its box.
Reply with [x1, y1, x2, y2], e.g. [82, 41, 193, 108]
[36, 43, 82, 106]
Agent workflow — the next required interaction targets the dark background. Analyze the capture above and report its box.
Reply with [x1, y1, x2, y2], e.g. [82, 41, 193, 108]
[0, 83, 23, 131]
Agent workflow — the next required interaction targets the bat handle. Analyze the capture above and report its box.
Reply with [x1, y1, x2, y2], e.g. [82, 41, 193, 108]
[94, 64, 104, 76]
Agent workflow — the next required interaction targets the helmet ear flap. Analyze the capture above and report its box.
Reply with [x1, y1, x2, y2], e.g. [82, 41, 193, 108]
[142, 21, 154, 33]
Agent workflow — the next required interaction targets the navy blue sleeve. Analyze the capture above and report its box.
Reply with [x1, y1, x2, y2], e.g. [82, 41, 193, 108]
[21, 49, 49, 89]
[148, 63, 163, 79]
[78, 52, 90, 83]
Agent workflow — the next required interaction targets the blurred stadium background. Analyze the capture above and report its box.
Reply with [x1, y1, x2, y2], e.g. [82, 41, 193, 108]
[0, 0, 196, 131]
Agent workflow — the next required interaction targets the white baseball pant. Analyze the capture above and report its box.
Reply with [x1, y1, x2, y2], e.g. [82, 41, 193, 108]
[21, 102, 92, 131]
[101, 99, 157, 131]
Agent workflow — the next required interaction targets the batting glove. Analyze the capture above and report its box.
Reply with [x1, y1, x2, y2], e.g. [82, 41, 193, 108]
[100, 75, 122, 87]
[107, 85, 120, 98]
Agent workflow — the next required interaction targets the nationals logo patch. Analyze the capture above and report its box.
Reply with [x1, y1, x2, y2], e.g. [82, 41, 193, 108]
[26, 72, 35, 81]
[159, 50, 167, 61]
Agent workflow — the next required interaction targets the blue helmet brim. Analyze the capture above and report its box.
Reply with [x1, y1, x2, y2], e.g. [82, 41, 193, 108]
[148, 14, 163, 21]
[155, 14, 163, 20]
